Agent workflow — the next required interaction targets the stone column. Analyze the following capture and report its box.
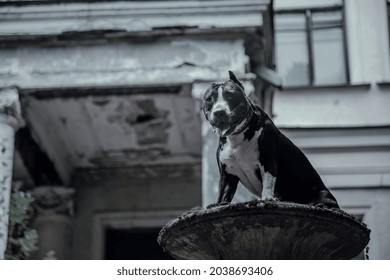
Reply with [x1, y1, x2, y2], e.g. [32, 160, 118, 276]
[0, 88, 24, 260]
[32, 186, 74, 259]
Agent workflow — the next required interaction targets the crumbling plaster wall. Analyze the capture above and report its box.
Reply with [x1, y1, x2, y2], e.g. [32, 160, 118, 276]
[0, 38, 248, 88]
[5, 37, 250, 183]
[23, 89, 202, 181]
[3, 36, 254, 259]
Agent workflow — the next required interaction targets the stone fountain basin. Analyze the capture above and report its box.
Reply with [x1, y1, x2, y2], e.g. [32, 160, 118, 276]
[158, 201, 370, 260]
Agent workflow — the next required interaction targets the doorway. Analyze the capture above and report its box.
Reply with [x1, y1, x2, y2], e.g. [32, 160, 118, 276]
[104, 228, 173, 260]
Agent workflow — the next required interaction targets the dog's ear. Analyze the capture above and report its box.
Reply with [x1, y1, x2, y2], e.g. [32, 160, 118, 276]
[228, 71, 245, 91]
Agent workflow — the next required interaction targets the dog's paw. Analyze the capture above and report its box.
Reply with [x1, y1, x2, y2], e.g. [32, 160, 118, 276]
[188, 206, 204, 212]
[206, 202, 230, 209]
[262, 195, 278, 202]
[206, 203, 219, 209]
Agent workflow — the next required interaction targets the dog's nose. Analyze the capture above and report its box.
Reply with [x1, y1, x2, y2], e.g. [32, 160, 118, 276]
[213, 109, 228, 118]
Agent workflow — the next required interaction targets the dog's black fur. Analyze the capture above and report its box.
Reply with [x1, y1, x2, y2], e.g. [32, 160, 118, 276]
[202, 71, 339, 209]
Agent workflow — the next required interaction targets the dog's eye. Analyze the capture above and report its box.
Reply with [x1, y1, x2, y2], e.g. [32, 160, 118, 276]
[205, 96, 213, 102]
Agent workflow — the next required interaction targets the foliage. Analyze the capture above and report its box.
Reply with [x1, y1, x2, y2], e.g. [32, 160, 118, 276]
[5, 190, 38, 260]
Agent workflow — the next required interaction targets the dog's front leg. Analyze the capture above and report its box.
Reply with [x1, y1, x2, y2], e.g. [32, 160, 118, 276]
[262, 172, 276, 200]
[258, 123, 278, 201]
[217, 165, 239, 203]
[261, 160, 277, 201]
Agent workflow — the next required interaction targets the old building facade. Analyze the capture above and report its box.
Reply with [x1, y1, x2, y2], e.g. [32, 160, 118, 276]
[0, 0, 274, 259]
[0, 0, 389, 259]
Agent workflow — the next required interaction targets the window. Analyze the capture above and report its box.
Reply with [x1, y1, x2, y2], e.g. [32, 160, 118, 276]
[275, 0, 349, 87]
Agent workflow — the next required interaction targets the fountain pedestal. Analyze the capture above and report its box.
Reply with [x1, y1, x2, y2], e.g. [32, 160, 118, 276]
[158, 201, 370, 260]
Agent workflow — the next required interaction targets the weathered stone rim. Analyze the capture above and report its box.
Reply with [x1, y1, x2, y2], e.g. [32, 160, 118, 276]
[158, 200, 371, 257]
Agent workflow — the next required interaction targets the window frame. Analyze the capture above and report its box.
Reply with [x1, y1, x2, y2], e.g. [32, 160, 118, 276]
[387, 0, 390, 68]
[275, 1, 350, 87]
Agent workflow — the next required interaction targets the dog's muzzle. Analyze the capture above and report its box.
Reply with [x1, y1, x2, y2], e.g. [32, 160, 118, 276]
[208, 111, 237, 136]
[209, 106, 253, 137]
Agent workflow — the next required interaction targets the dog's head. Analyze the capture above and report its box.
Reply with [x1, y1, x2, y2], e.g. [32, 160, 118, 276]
[202, 71, 251, 137]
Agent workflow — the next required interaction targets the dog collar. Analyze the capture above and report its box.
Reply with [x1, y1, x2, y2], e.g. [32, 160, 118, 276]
[231, 108, 254, 136]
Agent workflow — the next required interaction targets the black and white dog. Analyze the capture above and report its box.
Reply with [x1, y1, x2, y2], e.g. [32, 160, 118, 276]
[202, 71, 339, 209]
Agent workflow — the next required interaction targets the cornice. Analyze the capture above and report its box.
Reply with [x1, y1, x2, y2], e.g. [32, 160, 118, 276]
[0, 0, 269, 38]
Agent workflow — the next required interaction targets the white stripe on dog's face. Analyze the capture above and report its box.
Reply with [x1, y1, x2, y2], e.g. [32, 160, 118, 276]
[210, 86, 230, 122]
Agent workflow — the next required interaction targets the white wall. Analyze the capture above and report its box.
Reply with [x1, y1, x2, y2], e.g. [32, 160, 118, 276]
[274, 0, 390, 128]
[273, 0, 390, 260]
[345, 0, 390, 83]
[273, 85, 390, 127]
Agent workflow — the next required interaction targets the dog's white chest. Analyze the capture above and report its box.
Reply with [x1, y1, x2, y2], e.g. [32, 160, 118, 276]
[219, 129, 264, 196]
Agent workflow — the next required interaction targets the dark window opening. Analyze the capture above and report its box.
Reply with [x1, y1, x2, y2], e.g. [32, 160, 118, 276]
[104, 228, 174, 260]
